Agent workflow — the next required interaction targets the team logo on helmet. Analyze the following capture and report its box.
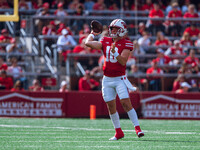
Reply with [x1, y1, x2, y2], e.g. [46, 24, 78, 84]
[109, 19, 128, 38]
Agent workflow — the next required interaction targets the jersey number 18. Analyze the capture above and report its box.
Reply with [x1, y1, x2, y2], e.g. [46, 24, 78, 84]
[106, 46, 118, 63]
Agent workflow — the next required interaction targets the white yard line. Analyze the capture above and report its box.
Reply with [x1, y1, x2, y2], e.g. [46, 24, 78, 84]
[2, 140, 200, 143]
[2, 145, 121, 149]
[0, 135, 111, 138]
[165, 132, 194, 134]
[2, 145, 200, 148]
[0, 124, 199, 135]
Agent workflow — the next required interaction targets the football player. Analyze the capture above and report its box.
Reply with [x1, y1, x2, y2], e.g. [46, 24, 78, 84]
[85, 19, 144, 140]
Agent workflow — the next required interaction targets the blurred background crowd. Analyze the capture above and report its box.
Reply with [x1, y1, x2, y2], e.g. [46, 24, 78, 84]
[0, 0, 199, 93]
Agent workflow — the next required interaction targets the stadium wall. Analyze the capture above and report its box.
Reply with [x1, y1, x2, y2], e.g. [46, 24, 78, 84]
[0, 91, 199, 119]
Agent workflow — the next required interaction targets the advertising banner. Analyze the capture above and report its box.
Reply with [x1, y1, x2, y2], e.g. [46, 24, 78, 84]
[0, 92, 64, 117]
[0, 91, 199, 119]
[141, 92, 200, 119]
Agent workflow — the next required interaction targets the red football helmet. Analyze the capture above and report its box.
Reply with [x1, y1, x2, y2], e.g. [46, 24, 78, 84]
[109, 19, 128, 38]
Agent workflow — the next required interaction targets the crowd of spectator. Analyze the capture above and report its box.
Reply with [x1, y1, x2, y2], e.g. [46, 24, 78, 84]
[0, 0, 199, 92]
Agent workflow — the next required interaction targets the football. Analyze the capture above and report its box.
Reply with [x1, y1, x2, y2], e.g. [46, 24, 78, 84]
[90, 20, 103, 33]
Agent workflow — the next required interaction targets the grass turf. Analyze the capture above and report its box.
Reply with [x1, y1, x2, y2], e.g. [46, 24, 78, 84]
[0, 118, 200, 150]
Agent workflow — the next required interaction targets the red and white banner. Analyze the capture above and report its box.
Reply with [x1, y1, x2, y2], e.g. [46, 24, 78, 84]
[0, 92, 64, 117]
[141, 93, 200, 119]
[0, 91, 199, 119]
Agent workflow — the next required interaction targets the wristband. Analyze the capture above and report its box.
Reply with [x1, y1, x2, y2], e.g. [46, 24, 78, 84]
[113, 51, 119, 57]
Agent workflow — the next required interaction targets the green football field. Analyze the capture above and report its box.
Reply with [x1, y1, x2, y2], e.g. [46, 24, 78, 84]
[0, 118, 199, 150]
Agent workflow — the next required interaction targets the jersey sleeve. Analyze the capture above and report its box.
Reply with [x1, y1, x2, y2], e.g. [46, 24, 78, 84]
[124, 40, 133, 51]
[100, 37, 106, 48]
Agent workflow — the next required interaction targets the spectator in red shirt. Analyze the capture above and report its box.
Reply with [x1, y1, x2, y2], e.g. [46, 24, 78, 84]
[0, 29, 13, 52]
[93, 0, 106, 10]
[148, 3, 165, 35]
[73, 38, 91, 54]
[42, 21, 56, 36]
[0, 29, 13, 43]
[154, 48, 171, 73]
[32, 0, 43, 9]
[0, 0, 10, 9]
[172, 74, 185, 91]
[184, 49, 199, 64]
[167, 2, 182, 36]
[0, 70, 13, 90]
[57, 23, 66, 35]
[78, 70, 100, 91]
[0, 57, 7, 71]
[141, 0, 154, 11]
[184, 23, 200, 37]
[42, 21, 56, 47]
[154, 31, 172, 47]
[183, 4, 199, 26]
[146, 60, 163, 91]
[11, 80, 24, 92]
[184, 49, 199, 73]
[29, 79, 44, 92]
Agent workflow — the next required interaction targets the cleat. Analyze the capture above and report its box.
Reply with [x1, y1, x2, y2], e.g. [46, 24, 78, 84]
[109, 128, 124, 141]
[135, 126, 144, 138]
[137, 131, 144, 138]
[109, 135, 124, 141]
[109, 136, 118, 141]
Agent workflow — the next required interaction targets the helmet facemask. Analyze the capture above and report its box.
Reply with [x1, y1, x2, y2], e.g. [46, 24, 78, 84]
[109, 26, 121, 38]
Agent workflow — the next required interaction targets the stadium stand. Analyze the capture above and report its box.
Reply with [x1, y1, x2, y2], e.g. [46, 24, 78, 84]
[0, 0, 199, 92]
